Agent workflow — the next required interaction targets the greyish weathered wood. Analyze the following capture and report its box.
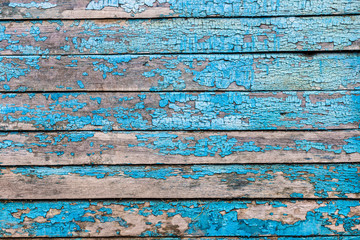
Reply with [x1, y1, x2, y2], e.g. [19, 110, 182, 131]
[1, 53, 360, 92]
[0, 164, 359, 199]
[1, 200, 360, 237]
[1, 16, 360, 55]
[0, 91, 359, 131]
[2, 0, 360, 19]
[1, 131, 359, 166]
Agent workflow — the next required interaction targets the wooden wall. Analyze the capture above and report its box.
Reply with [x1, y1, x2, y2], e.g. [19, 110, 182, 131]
[0, 0, 360, 238]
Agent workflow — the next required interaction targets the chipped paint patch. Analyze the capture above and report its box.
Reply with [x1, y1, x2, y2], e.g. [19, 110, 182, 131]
[8, 1, 57, 9]
[86, 0, 166, 14]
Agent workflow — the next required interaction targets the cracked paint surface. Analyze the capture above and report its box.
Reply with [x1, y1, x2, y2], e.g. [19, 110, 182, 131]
[0, 16, 360, 55]
[1, 1, 360, 238]
[0, 200, 360, 237]
[2, 0, 360, 19]
[0, 91, 359, 131]
[8, 1, 57, 9]
[1, 54, 359, 92]
[130, 132, 360, 157]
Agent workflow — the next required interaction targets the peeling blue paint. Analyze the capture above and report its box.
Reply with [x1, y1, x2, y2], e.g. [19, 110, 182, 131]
[5, 164, 360, 198]
[8, 1, 57, 9]
[1, 54, 359, 92]
[0, 200, 359, 237]
[1, 16, 360, 55]
[1, 91, 359, 130]
[130, 132, 360, 157]
[83, 0, 360, 17]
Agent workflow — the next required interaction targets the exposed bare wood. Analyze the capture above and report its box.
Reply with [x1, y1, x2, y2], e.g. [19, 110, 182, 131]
[1, 131, 359, 165]
[0, 164, 358, 199]
[1, 54, 360, 92]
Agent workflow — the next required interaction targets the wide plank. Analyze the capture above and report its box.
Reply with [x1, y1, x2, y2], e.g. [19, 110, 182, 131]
[2, 0, 360, 19]
[1, 164, 359, 199]
[1, 131, 360, 165]
[1, 53, 360, 92]
[1, 91, 359, 131]
[1, 200, 360, 237]
[1, 16, 360, 55]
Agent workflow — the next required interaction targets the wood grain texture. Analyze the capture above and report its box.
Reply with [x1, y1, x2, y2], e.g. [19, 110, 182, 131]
[1, 53, 360, 92]
[1, 91, 359, 131]
[1, 131, 359, 166]
[1, 16, 360, 55]
[1, 200, 360, 237]
[1, 164, 359, 199]
[2, 0, 360, 19]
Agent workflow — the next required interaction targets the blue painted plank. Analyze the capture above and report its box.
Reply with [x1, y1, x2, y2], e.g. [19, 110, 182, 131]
[1, 164, 359, 199]
[1, 16, 359, 55]
[17, 238, 360, 240]
[1, 200, 359, 237]
[1, 53, 359, 92]
[0, 91, 359, 130]
[2, 0, 360, 19]
[1, 131, 359, 165]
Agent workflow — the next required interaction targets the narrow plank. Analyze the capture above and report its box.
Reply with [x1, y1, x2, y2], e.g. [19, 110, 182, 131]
[2, 53, 360, 92]
[1, 131, 360, 166]
[23, 238, 360, 240]
[1, 16, 360, 55]
[1, 164, 359, 199]
[2, 0, 360, 19]
[1, 91, 359, 131]
[1, 200, 359, 237]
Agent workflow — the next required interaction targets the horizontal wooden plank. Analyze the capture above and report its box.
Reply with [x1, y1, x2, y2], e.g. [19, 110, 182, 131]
[20, 238, 360, 240]
[1, 16, 360, 55]
[1, 200, 360, 237]
[2, 0, 360, 19]
[1, 53, 360, 92]
[1, 91, 359, 131]
[1, 131, 360, 165]
[1, 164, 359, 199]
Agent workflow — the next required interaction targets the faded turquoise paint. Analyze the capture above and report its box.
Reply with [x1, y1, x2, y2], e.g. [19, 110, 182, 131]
[5, 164, 360, 198]
[84, 0, 360, 17]
[1, 91, 359, 130]
[1, 54, 360, 91]
[0, 200, 360, 237]
[130, 132, 360, 157]
[3, 0, 360, 19]
[8, 1, 57, 9]
[1, 16, 360, 55]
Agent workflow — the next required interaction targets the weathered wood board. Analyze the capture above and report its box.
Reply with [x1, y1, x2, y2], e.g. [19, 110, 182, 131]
[2, 0, 360, 19]
[1, 200, 360, 237]
[1, 16, 360, 55]
[1, 91, 359, 131]
[1, 131, 359, 165]
[19, 238, 360, 240]
[1, 53, 360, 92]
[1, 0, 359, 238]
[1, 164, 359, 199]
